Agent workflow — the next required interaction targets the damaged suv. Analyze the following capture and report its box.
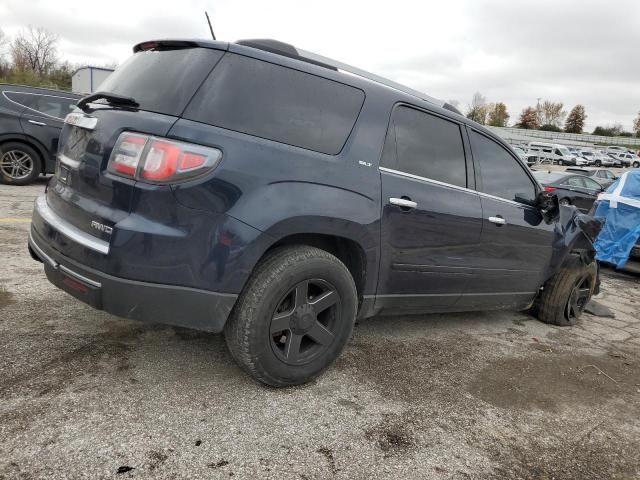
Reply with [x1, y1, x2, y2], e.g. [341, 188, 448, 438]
[28, 39, 603, 386]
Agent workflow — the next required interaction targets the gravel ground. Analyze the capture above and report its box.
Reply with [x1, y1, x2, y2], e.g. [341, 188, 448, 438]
[1, 178, 639, 480]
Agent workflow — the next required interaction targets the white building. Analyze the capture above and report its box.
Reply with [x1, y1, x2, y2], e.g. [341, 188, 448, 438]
[71, 66, 114, 95]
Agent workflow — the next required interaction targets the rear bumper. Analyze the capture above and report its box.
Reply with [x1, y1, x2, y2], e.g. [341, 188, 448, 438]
[29, 228, 237, 332]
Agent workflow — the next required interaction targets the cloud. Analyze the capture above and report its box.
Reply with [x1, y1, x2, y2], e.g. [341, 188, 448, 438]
[0, 0, 637, 130]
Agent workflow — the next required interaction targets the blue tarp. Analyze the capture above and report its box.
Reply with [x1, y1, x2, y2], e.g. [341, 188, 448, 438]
[594, 170, 640, 268]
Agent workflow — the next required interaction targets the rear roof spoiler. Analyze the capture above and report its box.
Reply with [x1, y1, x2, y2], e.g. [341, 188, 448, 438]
[133, 38, 454, 112]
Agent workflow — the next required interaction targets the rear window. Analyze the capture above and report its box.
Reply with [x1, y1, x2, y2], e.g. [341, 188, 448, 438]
[183, 53, 365, 155]
[533, 171, 565, 184]
[97, 48, 225, 116]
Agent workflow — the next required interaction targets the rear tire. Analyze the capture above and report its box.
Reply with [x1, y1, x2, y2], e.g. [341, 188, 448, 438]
[633, 161, 639, 168]
[224, 245, 357, 387]
[536, 256, 597, 326]
[0, 142, 42, 185]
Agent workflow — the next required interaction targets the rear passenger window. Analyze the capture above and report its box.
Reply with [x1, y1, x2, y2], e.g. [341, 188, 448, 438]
[470, 131, 537, 204]
[184, 53, 365, 155]
[4, 92, 76, 119]
[30, 96, 77, 119]
[566, 176, 586, 187]
[383, 105, 467, 188]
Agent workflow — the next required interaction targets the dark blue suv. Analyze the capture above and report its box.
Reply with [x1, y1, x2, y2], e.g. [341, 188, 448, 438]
[29, 39, 601, 386]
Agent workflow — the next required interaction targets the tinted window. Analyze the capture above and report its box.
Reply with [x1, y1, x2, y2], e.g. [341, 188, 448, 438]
[583, 177, 602, 190]
[566, 176, 586, 187]
[98, 47, 224, 116]
[4, 92, 76, 119]
[30, 95, 76, 119]
[184, 53, 365, 155]
[385, 106, 467, 187]
[4, 92, 33, 109]
[470, 131, 536, 203]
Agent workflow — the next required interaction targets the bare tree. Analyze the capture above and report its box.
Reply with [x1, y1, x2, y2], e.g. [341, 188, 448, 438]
[466, 92, 489, 125]
[11, 26, 58, 76]
[539, 100, 566, 128]
[564, 105, 587, 133]
[634, 111, 640, 138]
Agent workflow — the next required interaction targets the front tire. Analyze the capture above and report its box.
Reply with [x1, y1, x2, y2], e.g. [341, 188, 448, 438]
[224, 245, 357, 387]
[536, 256, 597, 326]
[0, 142, 42, 185]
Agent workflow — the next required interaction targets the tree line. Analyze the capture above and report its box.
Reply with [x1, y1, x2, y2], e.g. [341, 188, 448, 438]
[0, 26, 114, 91]
[458, 92, 640, 138]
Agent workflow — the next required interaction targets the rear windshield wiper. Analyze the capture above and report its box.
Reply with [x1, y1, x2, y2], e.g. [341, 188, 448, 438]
[77, 91, 139, 111]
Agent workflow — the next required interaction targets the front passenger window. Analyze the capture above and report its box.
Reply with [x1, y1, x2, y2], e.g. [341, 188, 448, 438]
[470, 131, 537, 204]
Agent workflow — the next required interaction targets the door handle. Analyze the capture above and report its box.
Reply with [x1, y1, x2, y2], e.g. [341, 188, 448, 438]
[488, 216, 506, 226]
[28, 120, 47, 126]
[390, 197, 417, 209]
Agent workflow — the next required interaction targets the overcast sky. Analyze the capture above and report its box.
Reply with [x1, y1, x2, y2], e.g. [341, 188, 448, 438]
[1, 0, 638, 131]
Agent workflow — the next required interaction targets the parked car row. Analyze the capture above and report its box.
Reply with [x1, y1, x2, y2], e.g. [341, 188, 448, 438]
[532, 166, 620, 213]
[509, 141, 639, 169]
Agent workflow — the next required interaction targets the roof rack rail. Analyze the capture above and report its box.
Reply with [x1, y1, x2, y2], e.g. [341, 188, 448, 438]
[236, 39, 458, 113]
[296, 48, 445, 108]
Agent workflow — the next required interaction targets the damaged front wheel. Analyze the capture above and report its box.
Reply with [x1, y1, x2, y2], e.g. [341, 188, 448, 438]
[536, 256, 597, 326]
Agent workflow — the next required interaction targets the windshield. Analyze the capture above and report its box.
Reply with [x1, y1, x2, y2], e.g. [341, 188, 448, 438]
[581, 151, 593, 156]
[97, 47, 224, 116]
[559, 147, 571, 156]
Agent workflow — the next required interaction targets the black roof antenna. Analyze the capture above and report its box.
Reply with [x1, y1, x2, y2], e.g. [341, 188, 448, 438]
[204, 11, 216, 40]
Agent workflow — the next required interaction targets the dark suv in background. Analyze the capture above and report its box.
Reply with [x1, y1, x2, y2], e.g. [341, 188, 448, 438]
[29, 39, 601, 386]
[0, 84, 80, 185]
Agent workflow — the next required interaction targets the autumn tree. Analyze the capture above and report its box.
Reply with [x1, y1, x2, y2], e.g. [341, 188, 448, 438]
[539, 100, 566, 127]
[11, 26, 58, 77]
[487, 102, 510, 127]
[564, 105, 587, 133]
[633, 112, 640, 138]
[466, 92, 489, 125]
[515, 107, 539, 129]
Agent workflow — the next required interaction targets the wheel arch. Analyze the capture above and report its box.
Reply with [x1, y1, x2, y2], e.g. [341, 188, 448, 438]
[264, 232, 368, 300]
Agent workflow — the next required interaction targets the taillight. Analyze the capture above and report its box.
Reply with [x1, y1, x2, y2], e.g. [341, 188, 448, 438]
[111, 133, 147, 176]
[107, 132, 222, 183]
[544, 186, 556, 193]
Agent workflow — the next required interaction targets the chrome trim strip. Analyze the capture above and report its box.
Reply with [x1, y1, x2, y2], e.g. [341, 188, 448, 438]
[59, 264, 102, 288]
[28, 232, 57, 268]
[379, 167, 532, 208]
[374, 291, 535, 298]
[58, 153, 81, 169]
[35, 196, 110, 255]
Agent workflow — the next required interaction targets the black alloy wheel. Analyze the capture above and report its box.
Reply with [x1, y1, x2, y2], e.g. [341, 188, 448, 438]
[270, 279, 340, 365]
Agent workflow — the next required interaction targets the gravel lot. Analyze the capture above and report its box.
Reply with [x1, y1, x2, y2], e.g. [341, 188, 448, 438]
[1, 177, 639, 479]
